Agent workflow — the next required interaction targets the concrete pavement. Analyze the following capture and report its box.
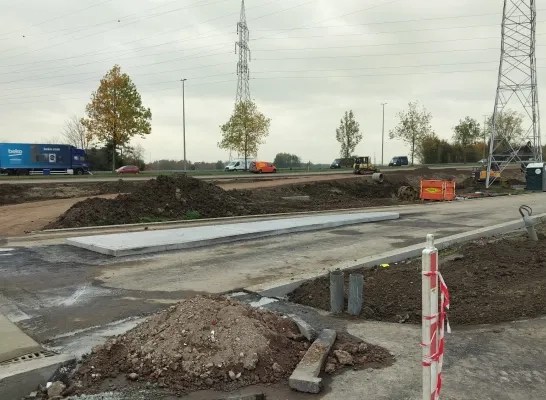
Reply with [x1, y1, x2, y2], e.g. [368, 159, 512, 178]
[67, 211, 399, 256]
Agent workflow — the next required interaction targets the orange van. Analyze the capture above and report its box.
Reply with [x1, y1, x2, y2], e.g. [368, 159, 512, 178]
[249, 161, 277, 173]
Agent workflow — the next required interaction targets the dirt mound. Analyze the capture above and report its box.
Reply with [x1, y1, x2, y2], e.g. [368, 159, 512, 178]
[0, 180, 143, 206]
[233, 178, 405, 214]
[289, 230, 546, 326]
[73, 296, 308, 393]
[46, 175, 257, 228]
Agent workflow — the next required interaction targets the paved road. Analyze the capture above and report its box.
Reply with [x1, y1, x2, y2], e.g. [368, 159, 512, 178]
[0, 165, 477, 184]
[1, 192, 544, 353]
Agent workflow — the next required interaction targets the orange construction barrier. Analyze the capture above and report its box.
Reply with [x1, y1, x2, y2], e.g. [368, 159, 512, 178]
[420, 180, 456, 201]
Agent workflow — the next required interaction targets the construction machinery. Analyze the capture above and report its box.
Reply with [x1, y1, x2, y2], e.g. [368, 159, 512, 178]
[353, 156, 379, 175]
[471, 164, 501, 183]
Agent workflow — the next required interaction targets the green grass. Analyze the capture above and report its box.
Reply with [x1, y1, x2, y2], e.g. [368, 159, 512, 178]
[183, 210, 201, 220]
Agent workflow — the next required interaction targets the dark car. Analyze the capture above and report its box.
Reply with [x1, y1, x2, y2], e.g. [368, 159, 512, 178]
[330, 158, 352, 169]
[388, 156, 409, 167]
[116, 165, 140, 174]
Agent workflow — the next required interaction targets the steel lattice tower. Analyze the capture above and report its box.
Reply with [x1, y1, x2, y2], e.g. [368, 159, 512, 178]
[486, 0, 542, 187]
[235, 0, 251, 104]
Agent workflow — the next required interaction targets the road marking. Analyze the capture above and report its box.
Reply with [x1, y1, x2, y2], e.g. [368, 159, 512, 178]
[0, 248, 15, 252]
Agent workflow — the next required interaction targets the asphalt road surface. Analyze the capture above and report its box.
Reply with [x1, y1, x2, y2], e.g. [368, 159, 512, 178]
[2, 192, 544, 345]
[0, 165, 477, 184]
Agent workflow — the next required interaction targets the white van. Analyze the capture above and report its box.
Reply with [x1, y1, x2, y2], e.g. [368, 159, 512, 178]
[224, 158, 255, 171]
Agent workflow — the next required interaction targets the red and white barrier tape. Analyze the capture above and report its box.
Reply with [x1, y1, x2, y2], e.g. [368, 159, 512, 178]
[421, 236, 450, 400]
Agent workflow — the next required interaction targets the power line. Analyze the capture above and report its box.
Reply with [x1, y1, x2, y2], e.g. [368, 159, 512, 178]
[1, 0, 232, 59]
[0, 0, 182, 40]
[0, 0, 115, 38]
[252, 9, 546, 32]
[1, 19, 523, 84]
[0, 5, 521, 72]
[5, 64, 542, 105]
[1, 58, 507, 94]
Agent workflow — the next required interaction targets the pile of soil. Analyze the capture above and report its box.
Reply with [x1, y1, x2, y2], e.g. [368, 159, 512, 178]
[46, 175, 257, 228]
[72, 296, 307, 394]
[0, 180, 144, 206]
[289, 231, 546, 326]
[234, 178, 405, 214]
[64, 296, 390, 396]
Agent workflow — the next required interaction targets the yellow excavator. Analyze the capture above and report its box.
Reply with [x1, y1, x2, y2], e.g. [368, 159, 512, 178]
[472, 162, 501, 183]
[353, 156, 379, 175]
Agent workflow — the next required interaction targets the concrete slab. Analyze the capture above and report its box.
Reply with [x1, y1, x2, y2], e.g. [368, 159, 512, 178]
[0, 353, 73, 400]
[289, 328, 336, 393]
[66, 212, 399, 256]
[0, 313, 41, 363]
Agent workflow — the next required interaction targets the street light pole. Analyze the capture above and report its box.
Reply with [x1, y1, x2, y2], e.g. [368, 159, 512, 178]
[482, 114, 488, 159]
[381, 103, 387, 166]
[181, 78, 187, 172]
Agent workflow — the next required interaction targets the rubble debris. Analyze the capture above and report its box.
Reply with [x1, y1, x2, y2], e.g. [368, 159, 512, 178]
[71, 295, 309, 394]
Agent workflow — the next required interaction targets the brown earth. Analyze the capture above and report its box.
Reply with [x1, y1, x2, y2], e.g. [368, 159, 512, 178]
[1, 168, 526, 234]
[0, 180, 143, 206]
[45, 175, 260, 229]
[288, 229, 546, 326]
[64, 296, 391, 397]
[0, 195, 120, 236]
[45, 175, 411, 229]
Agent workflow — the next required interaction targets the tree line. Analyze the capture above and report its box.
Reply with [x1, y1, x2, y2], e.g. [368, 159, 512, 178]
[333, 101, 529, 165]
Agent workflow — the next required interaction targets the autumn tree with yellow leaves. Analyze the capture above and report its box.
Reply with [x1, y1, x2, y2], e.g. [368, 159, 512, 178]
[82, 65, 152, 171]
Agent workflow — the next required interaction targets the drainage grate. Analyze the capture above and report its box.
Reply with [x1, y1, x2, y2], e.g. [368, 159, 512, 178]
[0, 349, 58, 365]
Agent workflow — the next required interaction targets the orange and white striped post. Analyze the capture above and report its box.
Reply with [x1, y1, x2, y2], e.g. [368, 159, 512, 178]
[421, 234, 450, 400]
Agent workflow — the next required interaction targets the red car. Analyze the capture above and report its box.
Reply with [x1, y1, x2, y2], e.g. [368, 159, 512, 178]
[116, 165, 140, 174]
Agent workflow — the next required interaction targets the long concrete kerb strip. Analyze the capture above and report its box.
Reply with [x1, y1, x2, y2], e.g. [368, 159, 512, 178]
[249, 213, 546, 298]
[66, 211, 400, 256]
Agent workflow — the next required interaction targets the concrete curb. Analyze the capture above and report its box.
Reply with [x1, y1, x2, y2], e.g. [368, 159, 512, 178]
[0, 354, 74, 400]
[289, 329, 336, 393]
[248, 213, 546, 298]
[0, 314, 42, 363]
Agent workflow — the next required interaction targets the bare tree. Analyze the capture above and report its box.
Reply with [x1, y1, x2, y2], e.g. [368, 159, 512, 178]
[62, 116, 91, 149]
[39, 136, 64, 144]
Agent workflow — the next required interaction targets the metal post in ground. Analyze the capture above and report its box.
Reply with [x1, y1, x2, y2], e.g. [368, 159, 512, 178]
[519, 205, 538, 241]
[347, 273, 364, 315]
[329, 269, 344, 314]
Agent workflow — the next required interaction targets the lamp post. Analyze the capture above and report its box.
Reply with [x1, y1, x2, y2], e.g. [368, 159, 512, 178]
[181, 78, 187, 171]
[381, 103, 387, 166]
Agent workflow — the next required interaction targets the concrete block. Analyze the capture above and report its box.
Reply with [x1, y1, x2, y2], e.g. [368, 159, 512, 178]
[289, 328, 337, 393]
[0, 353, 74, 400]
[67, 212, 399, 256]
[288, 314, 317, 341]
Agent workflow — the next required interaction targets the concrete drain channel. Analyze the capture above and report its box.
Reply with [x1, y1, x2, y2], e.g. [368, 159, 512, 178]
[0, 349, 57, 366]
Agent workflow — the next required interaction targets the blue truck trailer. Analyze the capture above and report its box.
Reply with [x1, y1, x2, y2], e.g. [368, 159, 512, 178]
[0, 143, 89, 176]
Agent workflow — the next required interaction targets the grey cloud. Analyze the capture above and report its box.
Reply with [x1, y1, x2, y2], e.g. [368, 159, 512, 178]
[0, 0, 543, 164]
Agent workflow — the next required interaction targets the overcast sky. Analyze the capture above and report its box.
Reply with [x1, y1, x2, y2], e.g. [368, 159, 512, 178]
[0, 0, 544, 164]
